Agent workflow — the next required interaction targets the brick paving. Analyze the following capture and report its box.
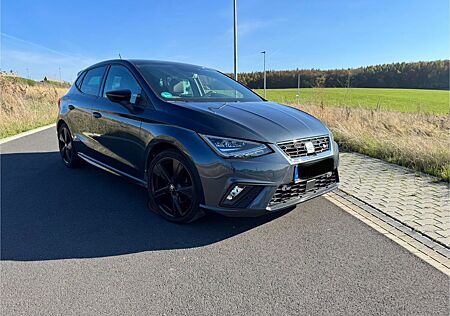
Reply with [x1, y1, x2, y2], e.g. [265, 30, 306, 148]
[338, 152, 450, 248]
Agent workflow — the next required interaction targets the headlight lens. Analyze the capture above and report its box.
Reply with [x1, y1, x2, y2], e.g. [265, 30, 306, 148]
[200, 134, 272, 158]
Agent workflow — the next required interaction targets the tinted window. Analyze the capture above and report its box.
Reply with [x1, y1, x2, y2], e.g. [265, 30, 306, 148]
[198, 75, 244, 98]
[104, 65, 144, 105]
[74, 72, 85, 89]
[80, 66, 106, 96]
[135, 63, 262, 103]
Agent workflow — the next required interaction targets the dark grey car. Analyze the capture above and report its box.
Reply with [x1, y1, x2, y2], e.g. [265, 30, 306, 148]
[57, 59, 339, 223]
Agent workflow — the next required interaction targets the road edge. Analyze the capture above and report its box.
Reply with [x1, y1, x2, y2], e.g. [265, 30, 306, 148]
[324, 191, 450, 276]
[0, 124, 56, 145]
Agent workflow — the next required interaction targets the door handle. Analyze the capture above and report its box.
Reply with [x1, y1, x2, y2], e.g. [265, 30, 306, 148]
[68, 104, 75, 110]
[92, 112, 102, 119]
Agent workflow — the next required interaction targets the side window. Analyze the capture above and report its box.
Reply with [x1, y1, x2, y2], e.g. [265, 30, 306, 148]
[74, 72, 85, 89]
[80, 66, 106, 96]
[104, 65, 144, 105]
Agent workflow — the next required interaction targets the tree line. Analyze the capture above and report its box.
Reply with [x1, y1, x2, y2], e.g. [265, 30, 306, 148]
[232, 60, 449, 90]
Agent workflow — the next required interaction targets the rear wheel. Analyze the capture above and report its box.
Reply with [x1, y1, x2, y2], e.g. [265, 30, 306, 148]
[58, 123, 81, 168]
[147, 149, 204, 223]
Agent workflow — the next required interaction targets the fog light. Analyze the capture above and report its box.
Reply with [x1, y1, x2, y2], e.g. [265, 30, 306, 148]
[226, 185, 245, 200]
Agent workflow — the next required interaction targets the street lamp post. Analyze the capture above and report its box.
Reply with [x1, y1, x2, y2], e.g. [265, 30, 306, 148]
[233, 0, 238, 81]
[261, 51, 266, 98]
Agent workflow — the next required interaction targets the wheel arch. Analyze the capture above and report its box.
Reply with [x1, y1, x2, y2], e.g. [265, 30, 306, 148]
[145, 140, 181, 171]
[144, 138, 205, 204]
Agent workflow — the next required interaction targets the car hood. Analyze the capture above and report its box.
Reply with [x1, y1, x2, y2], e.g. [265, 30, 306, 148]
[168, 101, 330, 143]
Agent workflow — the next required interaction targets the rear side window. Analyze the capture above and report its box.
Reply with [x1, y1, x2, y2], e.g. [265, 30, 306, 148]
[80, 66, 106, 96]
[103, 65, 144, 105]
[74, 72, 85, 89]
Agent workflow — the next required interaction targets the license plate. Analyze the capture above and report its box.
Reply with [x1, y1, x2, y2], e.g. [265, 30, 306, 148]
[294, 165, 317, 190]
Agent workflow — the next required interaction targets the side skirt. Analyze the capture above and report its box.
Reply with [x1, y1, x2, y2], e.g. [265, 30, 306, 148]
[77, 152, 148, 188]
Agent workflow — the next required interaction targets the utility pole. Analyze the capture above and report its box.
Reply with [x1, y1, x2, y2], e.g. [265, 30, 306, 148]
[58, 66, 62, 82]
[233, 0, 238, 81]
[261, 51, 266, 98]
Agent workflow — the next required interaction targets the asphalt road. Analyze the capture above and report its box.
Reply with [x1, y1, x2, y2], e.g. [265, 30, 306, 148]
[1, 127, 448, 315]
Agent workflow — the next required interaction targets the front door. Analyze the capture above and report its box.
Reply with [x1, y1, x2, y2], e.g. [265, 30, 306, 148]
[89, 64, 148, 179]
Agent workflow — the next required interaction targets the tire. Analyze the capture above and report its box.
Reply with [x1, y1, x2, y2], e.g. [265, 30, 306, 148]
[58, 123, 81, 168]
[147, 149, 204, 223]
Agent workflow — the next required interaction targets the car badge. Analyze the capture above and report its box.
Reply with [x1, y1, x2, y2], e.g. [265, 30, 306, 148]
[305, 141, 315, 154]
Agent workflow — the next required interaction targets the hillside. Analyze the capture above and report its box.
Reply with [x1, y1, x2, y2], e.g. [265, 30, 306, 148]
[0, 76, 69, 138]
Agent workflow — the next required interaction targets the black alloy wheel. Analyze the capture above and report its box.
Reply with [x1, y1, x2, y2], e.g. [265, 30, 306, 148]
[148, 149, 203, 223]
[58, 123, 80, 168]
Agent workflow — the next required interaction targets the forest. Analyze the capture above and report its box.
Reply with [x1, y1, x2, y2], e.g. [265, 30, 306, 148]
[233, 60, 449, 90]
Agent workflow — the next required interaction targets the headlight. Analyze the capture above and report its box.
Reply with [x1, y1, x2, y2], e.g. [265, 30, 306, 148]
[199, 134, 272, 158]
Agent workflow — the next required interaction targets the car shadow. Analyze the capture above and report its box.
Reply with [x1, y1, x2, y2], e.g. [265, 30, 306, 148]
[1, 151, 291, 261]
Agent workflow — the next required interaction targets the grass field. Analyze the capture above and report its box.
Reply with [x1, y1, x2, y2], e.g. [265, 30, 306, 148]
[1, 78, 449, 180]
[254, 88, 449, 114]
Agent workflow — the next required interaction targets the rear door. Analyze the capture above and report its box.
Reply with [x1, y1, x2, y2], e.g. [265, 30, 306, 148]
[68, 66, 107, 156]
[89, 64, 147, 179]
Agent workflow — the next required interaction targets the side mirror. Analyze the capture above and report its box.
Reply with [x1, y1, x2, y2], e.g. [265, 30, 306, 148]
[105, 89, 131, 103]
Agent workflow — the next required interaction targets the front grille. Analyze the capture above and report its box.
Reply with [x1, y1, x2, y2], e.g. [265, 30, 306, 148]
[278, 135, 330, 159]
[268, 170, 338, 207]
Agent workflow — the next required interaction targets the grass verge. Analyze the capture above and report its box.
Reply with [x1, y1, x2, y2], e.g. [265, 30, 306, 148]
[0, 77, 68, 138]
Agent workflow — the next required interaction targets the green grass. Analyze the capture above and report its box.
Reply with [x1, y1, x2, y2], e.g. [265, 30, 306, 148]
[0, 75, 70, 88]
[254, 88, 449, 114]
[1, 75, 38, 86]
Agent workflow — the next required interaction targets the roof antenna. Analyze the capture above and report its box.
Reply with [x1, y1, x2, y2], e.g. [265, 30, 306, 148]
[118, 53, 122, 59]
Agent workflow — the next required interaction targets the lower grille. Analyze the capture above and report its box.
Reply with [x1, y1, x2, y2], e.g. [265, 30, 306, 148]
[268, 170, 338, 207]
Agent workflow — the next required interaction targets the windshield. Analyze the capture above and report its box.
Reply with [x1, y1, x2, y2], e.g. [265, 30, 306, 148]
[135, 63, 263, 102]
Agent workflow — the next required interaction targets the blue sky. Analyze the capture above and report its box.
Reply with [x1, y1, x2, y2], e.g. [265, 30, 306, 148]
[1, 0, 448, 82]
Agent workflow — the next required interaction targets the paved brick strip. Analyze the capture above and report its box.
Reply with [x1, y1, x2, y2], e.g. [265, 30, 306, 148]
[337, 152, 449, 248]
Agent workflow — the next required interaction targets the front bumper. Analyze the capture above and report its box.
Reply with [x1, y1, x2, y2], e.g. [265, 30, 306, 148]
[198, 140, 340, 217]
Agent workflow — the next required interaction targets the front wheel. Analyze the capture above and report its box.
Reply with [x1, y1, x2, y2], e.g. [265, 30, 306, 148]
[147, 149, 204, 223]
[58, 123, 81, 168]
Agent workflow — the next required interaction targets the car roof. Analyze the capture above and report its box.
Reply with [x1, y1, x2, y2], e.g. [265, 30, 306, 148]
[81, 59, 209, 74]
